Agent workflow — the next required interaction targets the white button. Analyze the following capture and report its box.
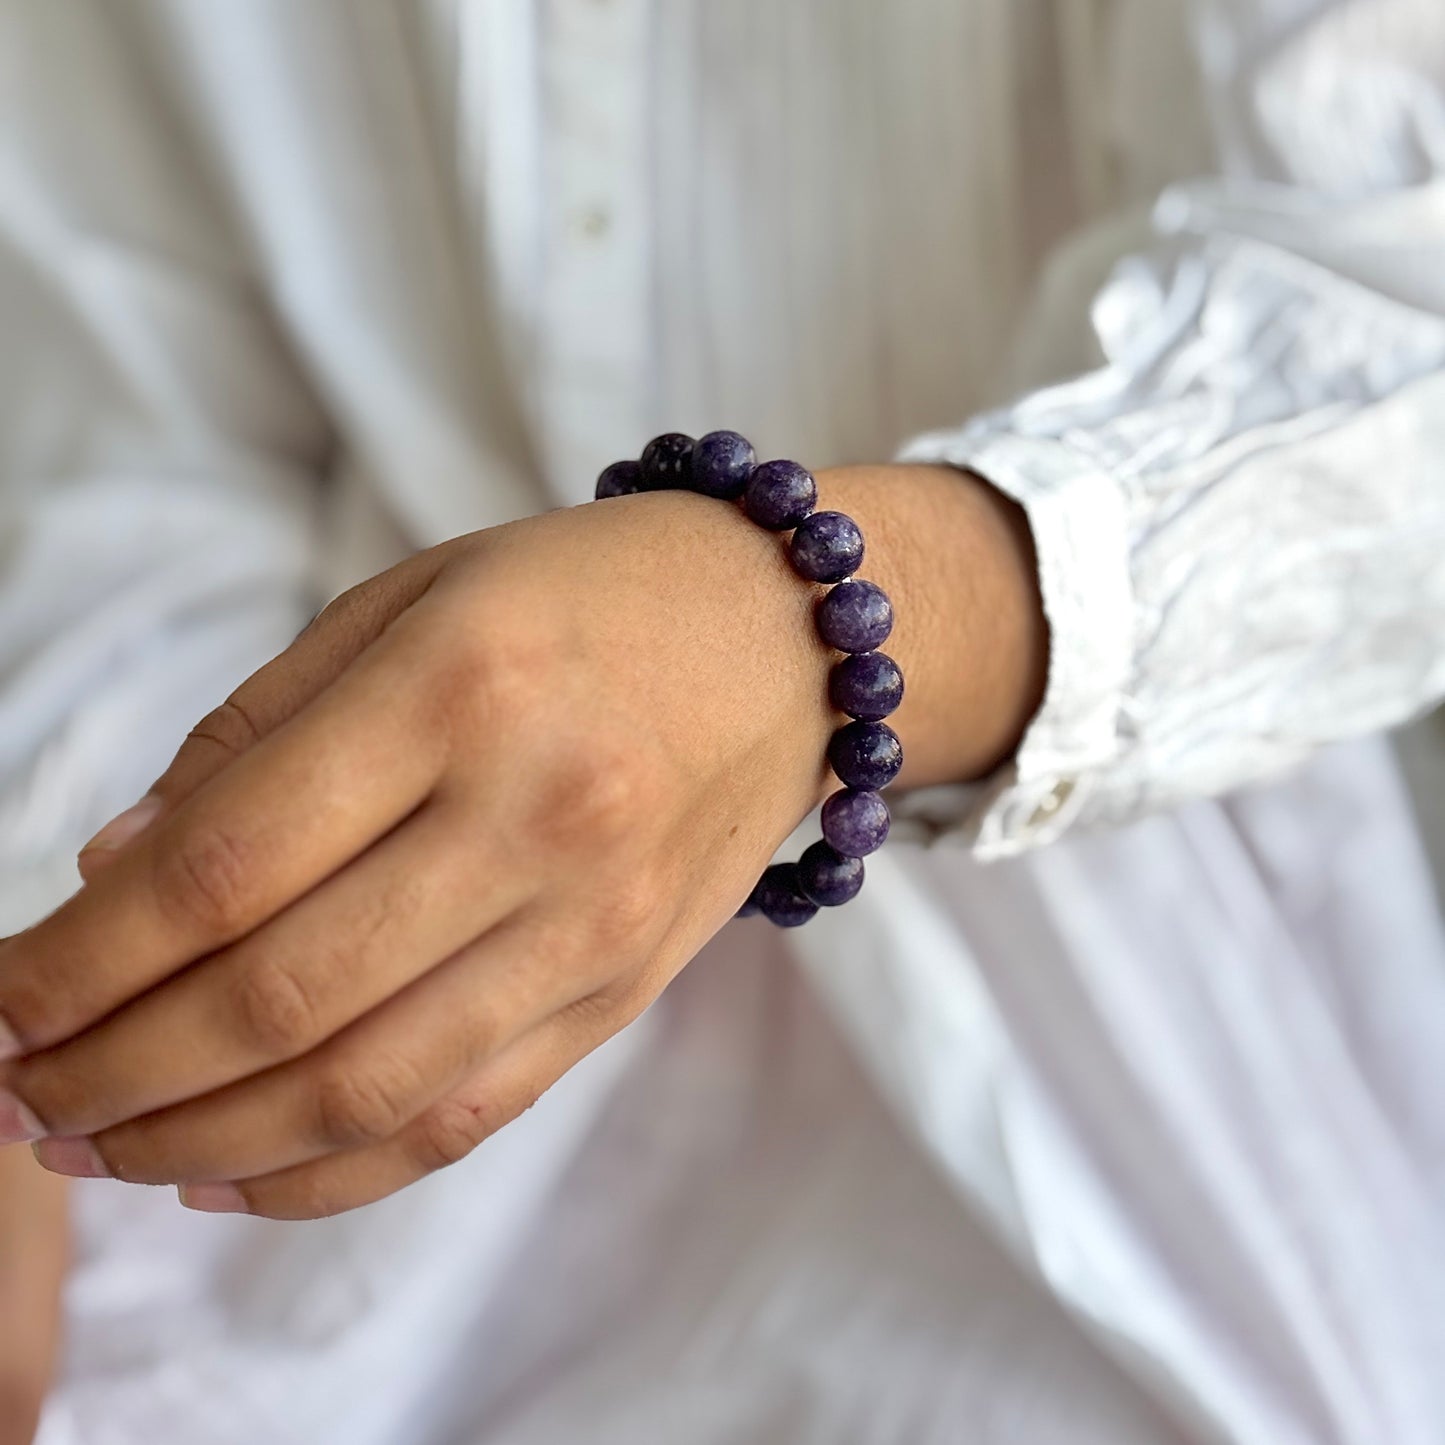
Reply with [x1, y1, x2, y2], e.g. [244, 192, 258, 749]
[1026, 778, 1075, 829]
[577, 205, 612, 239]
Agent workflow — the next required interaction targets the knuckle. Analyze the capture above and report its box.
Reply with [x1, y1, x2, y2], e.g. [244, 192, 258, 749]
[187, 696, 265, 760]
[434, 629, 548, 737]
[310, 582, 364, 630]
[314, 1057, 424, 1150]
[562, 974, 653, 1043]
[571, 763, 646, 840]
[587, 870, 663, 955]
[229, 956, 323, 1059]
[154, 824, 255, 935]
[529, 748, 662, 857]
[557, 989, 621, 1038]
[408, 1094, 494, 1175]
[344, 867, 426, 962]
[302, 581, 382, 653]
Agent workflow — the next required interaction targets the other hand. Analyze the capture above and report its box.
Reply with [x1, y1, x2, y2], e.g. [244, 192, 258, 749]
[0, 1145, 67, 1445]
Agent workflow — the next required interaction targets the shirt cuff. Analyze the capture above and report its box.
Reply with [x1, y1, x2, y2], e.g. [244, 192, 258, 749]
[890, 427, 1133, 859]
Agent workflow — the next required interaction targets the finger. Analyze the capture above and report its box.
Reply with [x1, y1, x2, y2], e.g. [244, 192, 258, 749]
[180, 1005, 627, 1221]
[77, 553, 445, 881]
[16, 794, 536, 1144]
[46, 898, 629, 1185]
[0, 603, 453, 1058]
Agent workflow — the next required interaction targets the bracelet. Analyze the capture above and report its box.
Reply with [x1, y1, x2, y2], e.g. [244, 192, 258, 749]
[595, 432, 904, 927]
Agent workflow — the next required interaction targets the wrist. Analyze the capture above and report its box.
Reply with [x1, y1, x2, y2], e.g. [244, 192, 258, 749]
[812, 464, 1047, 791]
[584, 440, 1047, 924]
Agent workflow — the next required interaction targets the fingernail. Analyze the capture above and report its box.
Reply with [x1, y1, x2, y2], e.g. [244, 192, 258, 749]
[80, 795, 163, 856]
[33, 1135, 108, 1178]
[0, 1013, 21, 1063]
[0, 1086, 45, 1144]
[179, 1182, 249, 1214]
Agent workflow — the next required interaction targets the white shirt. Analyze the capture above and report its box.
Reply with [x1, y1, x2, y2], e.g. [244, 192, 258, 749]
[3, 2, 1445, 1442]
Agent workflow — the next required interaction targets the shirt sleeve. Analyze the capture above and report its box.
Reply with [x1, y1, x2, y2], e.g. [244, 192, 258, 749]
[893, 0, 1445, 859]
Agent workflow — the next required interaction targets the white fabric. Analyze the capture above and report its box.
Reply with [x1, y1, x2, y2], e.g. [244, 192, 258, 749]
[0, 1, 1441, 1442]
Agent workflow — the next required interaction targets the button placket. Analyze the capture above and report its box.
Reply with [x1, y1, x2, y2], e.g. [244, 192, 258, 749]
[534, 0, 653, 495]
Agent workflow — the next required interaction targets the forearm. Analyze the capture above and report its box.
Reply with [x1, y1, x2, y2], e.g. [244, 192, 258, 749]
[813, 464, 1048, 794]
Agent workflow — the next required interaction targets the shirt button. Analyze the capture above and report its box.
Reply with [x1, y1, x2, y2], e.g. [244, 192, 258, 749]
[1027, 778, 1075, 829]
[577, 206, 612, 240]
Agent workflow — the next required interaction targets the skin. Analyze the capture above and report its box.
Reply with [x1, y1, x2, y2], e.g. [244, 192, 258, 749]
[0, 465, 1046, 1235]
[0, 1146, 67, 1445]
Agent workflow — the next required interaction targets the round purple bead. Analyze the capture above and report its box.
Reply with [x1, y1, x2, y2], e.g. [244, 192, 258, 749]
[640, 433, 695, 489]
[827, 720, 903, 790]
[691, 430, 757, 500]
[743, 460, 817, 531]
[829, 650, 904, 722]
[798, 840, 865, 907]
[816, 579, 892, 653]
[595, 459, 643, 499]
[735, 896, 761, 919]
[821, 789, 891, 857]
[752, 863, 819, 927]
[789, 511, 864, 584]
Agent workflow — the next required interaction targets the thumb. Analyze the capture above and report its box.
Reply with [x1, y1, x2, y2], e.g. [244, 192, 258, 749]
[77, 549, 445, 879]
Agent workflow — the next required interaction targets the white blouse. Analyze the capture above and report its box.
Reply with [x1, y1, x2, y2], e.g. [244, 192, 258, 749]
[3, 2, 1445, 1443]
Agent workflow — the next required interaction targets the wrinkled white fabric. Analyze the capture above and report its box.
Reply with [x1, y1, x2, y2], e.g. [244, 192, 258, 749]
[1, 1, 1443, 1443]
[901, 197, 1445, 854]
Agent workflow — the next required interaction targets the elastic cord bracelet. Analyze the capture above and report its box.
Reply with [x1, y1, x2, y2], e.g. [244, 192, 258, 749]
[595, 432, 904, 927]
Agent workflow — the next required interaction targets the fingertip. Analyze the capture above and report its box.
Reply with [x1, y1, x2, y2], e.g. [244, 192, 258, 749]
[0, 1087, 45, 1145]
[76, 848, 119, 884]
[178, 1181, 250, 1215]
[0, 1012, 21, 1063]
[32, 1135, 108, 1179]
[79, 795, 163, 864]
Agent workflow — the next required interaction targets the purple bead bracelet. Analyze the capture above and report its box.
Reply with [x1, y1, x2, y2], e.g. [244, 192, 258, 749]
[595, 431, 905, 927]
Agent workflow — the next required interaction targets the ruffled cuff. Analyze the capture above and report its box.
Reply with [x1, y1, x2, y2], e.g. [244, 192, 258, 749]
[890, 427, 1132, 859]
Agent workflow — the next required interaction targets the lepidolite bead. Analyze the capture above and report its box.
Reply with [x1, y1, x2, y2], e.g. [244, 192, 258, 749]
[789, 511, 864, 584]
[821, 788, 891, 857]
[640, 432, 695, 489]
[596, 432, 899, 923]
[798, 840, 865, 906]
[752, 863, 819, 927]
[829, 650, 904, 721]
[691, 430, 757, 500]
[743, 459, 817, 531]
[816, 579, 892, 652]
[827, 720, 903, 790]
[595, 460, 643, 499]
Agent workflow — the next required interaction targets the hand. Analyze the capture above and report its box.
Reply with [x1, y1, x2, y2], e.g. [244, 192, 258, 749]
[0, 466, 1045, 1219]
[0, 1146, 68, 1445]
